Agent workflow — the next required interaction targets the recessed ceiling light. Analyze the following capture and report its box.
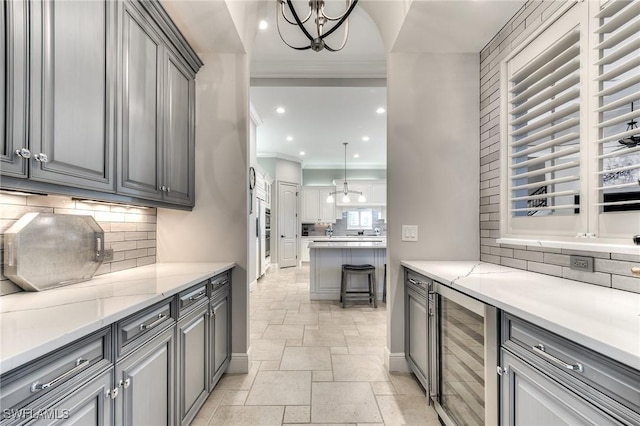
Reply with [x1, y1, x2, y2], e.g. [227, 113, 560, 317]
[286, 136, 293, 141]
[276, 107, 285, 114]
[376, 107, 386, 114]
[299, 151, 305, 156]
[362, 136, 370, 141]
[353, 154, 360, 158]
[258, 20, 268, 30]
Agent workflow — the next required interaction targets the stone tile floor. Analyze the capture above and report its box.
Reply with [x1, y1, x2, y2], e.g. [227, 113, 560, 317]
[192, 264, 440, 425]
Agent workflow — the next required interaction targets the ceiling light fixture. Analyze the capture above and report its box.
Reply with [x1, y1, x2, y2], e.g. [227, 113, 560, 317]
[286, 136, 293, 141]
[326, 142, 365, 204]
[275, 0, 358, 52]
[259, 20, 268, 30]
[300, 151, 305, 156]
[376, 107, 386, 114]
[353, 154, 359, 158]
[362, 136, 369, 141]
[276, 107, 286, 114]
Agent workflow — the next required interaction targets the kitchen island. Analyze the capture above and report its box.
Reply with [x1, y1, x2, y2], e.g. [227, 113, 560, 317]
[309, 241, 386, 300]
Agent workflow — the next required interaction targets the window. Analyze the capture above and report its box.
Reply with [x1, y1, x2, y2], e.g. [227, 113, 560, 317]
[347, 209, 373, 230]
[501, 0, 640, 247]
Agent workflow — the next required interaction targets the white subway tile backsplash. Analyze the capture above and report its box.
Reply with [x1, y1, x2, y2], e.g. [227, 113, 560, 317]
[562, 268, 611, 288]
[611, 275, 640, 293]
[594, 259, 638, 278]
[0, 194, 158, 296]
[527, 261, 562, 277]
[500, 257, 527, 270]
[513, 249, 543, 263]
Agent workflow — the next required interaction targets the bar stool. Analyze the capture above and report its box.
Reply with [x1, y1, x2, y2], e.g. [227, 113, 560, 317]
[340, 264, 377, 308]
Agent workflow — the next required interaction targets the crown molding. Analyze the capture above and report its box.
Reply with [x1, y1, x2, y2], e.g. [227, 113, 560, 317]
[250, 59, 386, 79]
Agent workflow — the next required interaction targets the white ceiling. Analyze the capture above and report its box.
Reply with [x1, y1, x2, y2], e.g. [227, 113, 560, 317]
[251, 86, 387, 169]
[250, 0, 525, 169]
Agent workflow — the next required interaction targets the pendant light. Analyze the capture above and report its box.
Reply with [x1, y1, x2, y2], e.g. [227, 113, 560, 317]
[326, 142, 365, 203]
[276, 0, 358, 52]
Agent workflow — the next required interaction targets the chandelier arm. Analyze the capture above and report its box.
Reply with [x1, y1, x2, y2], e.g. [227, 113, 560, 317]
[323, 20, 349, 52]
[319, 0, 357, 40]
[286, 0, 315, 42]
[320, 0, 354, 21]
[276, 6, 314, 50]
[279, 0, 312, 26]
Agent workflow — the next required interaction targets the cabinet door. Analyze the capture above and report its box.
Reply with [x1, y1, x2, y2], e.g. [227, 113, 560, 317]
[177, 303, 209, 426]
[209, 291, 230, 390]
[30, 368, 114, 426]
[163, 50, 195, 206]
[500, 349, 622, 426]
[116, 327, 175, 426]
[406, 290, 428, 381]
[301, 187, 321, 222]
[29, 0, 115, 191]
[0, 0, 28, 178]
[368, 183, 386, 205]
[118, 1, 163, 200]
[319, 187, 336, 223]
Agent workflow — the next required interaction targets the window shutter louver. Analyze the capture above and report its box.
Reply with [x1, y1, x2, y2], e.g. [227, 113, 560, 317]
[594, 0, 640, 210]
[508, 28, 582, 217]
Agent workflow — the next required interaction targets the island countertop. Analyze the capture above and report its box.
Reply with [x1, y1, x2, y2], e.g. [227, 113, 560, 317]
[309, 241, 387, 249]
[0, 262, 235, 374]
[401, 260, 640, 371]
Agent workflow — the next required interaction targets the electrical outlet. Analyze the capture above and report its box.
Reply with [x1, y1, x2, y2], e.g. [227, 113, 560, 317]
[402, 225, 418, 242]
[569, 255, 593, 272]
[103, 249, 114, 262]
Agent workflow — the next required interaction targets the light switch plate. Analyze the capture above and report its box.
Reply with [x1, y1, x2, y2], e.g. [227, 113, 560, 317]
[402, 225, 418, 242]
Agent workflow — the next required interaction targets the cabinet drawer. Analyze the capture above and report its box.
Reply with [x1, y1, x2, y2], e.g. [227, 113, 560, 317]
[0, 327, 112, 419]
[177, 281, 208, 317]
[209, 272, 230, 296]
[117, 299, 174, 358]
[502, 313, 640, 416]
[405, 270, 431, 297]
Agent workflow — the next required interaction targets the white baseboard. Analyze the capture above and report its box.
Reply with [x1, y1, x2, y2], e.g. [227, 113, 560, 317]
[386, 348, 410, 373]
[249, 279, 257, 292]
[227, 352, 250, 374]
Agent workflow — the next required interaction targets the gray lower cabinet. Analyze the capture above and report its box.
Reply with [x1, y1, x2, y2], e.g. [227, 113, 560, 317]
[27, 0, 115, 191]
[30, 368, 114, 426]
[209, 286, 231, 390]
[115, 326, 175, 426]
[500, 349, 622, 425]
[177, 301, 209, 426]
[0, 0, 29, 178]
[404, 271, 429, 391]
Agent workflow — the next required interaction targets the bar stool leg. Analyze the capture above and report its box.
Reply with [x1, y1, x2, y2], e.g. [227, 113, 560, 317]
[382, 263, 387, 303]
[341, 268, 346, 308]
[371, 270, 377, 308]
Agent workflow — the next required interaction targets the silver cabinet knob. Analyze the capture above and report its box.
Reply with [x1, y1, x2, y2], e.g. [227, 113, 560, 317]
[35, 153, 49, 163]
[166, 186, 170, 193]
[160, 185, 167, 192]
[15, 148, 31, 159]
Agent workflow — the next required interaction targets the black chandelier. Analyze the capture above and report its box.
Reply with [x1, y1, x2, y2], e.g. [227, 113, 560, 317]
[276, 0, 359, 52]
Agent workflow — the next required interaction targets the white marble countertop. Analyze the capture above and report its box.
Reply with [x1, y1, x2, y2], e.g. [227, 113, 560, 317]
[401, 260, 640, 370]
[309, 241, 387, 249]
[305, 236, 386, 242]
[0, 262, 235, 374]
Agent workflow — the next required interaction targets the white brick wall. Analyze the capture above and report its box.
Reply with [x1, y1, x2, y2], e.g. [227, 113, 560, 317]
[0, 194, 157, 296]
[479, 0, 640, 294]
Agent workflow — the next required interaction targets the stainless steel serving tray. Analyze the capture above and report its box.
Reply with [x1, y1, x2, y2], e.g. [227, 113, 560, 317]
[3, 213, 105, 291]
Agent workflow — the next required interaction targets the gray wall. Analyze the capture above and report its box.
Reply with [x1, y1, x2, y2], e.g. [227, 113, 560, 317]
[387, 53, 480, 364]
[303, 168, 386, 186]
[157, 52, 250, 372]
[478, 0, 640, 294]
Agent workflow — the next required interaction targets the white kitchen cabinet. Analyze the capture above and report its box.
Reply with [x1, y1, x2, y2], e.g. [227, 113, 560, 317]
[301, 186, 335, 223]
[301, 237, 313, 263]
[335, 181, 386, 207]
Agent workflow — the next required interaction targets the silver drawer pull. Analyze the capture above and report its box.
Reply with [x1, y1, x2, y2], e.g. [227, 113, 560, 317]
[189, 292, 206, 302]
[139, 314, 167, 331]
[31, 358, 90, 393]
[532, 344, 584, 373]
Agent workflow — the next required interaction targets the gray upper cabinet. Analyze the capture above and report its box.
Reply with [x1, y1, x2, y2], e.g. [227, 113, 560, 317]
[118, 1, 163, 201]
[118, 0, 197, 207]
[1, 0, 28, 178]
[163, 50, 195, 206]
[28, 0, 115, 191]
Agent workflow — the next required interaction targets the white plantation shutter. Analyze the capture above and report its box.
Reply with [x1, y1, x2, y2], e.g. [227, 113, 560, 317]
[507, 25, 582, 218]
[594, 0, 640, 211]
